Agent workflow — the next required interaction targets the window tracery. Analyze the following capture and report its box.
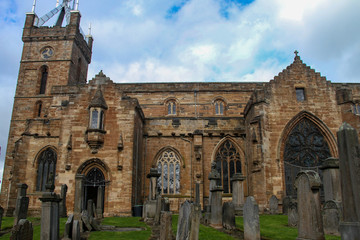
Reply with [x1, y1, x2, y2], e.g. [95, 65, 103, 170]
[167, 100, 177, 115]
[156, 149, 180, 195]
[36, 148, 57, 191]
[215, 100, 225, 115]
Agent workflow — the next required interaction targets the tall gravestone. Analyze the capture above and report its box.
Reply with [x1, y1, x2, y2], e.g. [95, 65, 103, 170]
[323, 200, 341, 236]
[320, 157, 341, 202]
[10, 219, 33, 240]
[231, 173, 246, 215]
[74, 174, 85, 231]
[59, 184, 68, 218]
[208, 162, 221, 206]
[13, 183, 29, 226]
[176, 200, 200, 240]
[222, 202, 236, 230]
[144, 168, 161, 221]
[210, 186, 223, 229]
[63, 214, 74, 240]
[288, 199, 298, 227]
[96, 185, 104, 219]
[337, 123, 360, 239]
[243, 196, 260, 240]
[160, 211, 173, 240]
[294, 170, 324, 240]
[269, 195, 279, 215]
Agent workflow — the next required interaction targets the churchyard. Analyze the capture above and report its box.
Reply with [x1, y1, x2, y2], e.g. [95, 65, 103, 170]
[0, 123, 358, 239]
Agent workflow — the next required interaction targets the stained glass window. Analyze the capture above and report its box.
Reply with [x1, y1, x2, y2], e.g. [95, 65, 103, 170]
[284, 118, 331, 197]
[215, 140, 242, 193]
[157, 149, 181, 194]
[36, 148, 57, 191]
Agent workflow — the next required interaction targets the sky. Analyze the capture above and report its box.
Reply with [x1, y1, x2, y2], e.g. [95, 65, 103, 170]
[0, 0, 359, 184]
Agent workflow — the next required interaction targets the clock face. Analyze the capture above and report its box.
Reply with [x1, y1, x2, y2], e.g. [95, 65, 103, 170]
[41, 47, 54, 59]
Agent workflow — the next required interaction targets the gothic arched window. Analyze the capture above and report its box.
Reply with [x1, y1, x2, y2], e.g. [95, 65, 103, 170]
[215, 100, 225, 115]
[157, 149, 181, 195]
[39, 66, 48, 94]
[85, 167, 106, 187]
[36, 148, 57, 191]
[215, 140, 242, 193]
[284, 118, 331, 197]
[167, 100, 177, 115]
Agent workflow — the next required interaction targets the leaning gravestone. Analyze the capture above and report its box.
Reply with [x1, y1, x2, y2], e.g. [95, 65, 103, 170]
[10, 219, 33, 240]
[294, 170, 324, 240]
[323, 200, 341, 236]
[13, 183, 29, 226]
[72, 220, 80, 240]
[222, 202, 236, 230]
[337, 123, 360, 239]
[288, 199, 298, 227]
[243, 196, 260, 240]
[269, 195, 279, 215]
[160, 211, 173, 240]
[81, 210, 93, 231]
[63, 214, 74, 239]
[176, 200, 200, 240]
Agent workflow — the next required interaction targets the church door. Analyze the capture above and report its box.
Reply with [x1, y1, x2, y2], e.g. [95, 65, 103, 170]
[84, 167, 106, 213]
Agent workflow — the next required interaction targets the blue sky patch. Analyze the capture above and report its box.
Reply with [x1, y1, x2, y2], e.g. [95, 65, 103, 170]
[166, 0, 191, 19]
[218, 0, 255, 19]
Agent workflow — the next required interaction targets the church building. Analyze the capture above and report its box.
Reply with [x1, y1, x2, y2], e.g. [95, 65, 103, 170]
[1, 2, 359, 217]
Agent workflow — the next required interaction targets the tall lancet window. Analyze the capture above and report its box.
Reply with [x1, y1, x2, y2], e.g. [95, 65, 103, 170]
[156, 149, 181, 195]
[36, 148, 57, 191]
[39, 66, 48, 94]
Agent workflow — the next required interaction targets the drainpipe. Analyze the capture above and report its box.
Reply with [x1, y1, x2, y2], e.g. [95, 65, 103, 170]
[181, 137, 193, 201]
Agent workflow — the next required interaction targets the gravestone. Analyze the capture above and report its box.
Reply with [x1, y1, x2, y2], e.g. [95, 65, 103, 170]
[154, 196, 162, 225]
[59, 184, 68, 218]
[13, 183, 29, 226]
[87, 199, 94, 218]
[208, 162, 221, 206]
[96, 186, 104, 219]
[282, 196, 290, 215]
[10, 219, 33, 240]
[243, 196, 260, 240]
[195, 183, 200, 205]
[269, 195, 279, 215]
[176, 200, 201, 240]
[210, 186, 223, 229]
[161, 197, 170, 211]
[320, 157, 341, 202]
[144, 168, 161, 221]
[294, 170, 324, 240]
[74, 174, 85, 231]
[203, 205, 211, 225]
[323, 200, 341, 236]
[160, 211, 173, 240]
[222, 202, 236, 230]
[147, 168, 161, 201]
[63, 214, 74, 239]
[39, 183, 61, 240]
[72, 220, 80, 240]
[231, 173, 246, 215]
[288, 199, 298, 227]
[81, 210, 93, 231]
[0, 206, 3, 230]
[337, 123, 360, 239]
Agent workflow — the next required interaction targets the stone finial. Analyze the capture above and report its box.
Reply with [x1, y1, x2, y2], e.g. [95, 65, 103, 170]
[294, 50, 301, 62]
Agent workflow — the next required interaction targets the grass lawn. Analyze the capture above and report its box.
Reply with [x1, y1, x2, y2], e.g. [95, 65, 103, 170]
[236, 215, 341, 240]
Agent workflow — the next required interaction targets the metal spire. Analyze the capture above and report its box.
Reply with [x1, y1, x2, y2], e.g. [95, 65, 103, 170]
[32, 0, 36, 13]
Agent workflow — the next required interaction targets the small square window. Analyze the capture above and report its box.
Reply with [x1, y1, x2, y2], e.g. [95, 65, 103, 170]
[296, 88, 305, 102]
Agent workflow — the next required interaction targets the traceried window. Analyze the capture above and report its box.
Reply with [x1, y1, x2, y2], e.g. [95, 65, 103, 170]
[215, 100, 225, 115]
[85, 167, 106, 187]
[215, 140, 242, 193]
[39, 66, 48, 94]
[36, 148, 57, 191]
[296, 88, 305, 102]
[89, 108, 104, 130]
[284, 118, 331, 198]
[157, 149, 180, 195]
[167, 101, 177, 115]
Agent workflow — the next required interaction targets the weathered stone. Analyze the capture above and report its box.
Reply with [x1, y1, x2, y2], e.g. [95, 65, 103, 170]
[72, 220, 80, 240]
[160, 211, 173, 240]
[176, 200, 201, 240]
[143, 200, 157, 221]
[243, 196, 260, 240]
[64, 214, 74, 239]
[337, 123, 360, 239]
[294, 170, 324, 240]
[154, 196, 162, 225]
[39, 192, 61, 240]
[81, 210, 93, 231]
[231, 173, 246, 215]
[282, 196, 290, 215]
[269, 195, 279, 215]
[222, 202, 236, 230]
[288, 199, 298, 227]
[323, 200, 341, 236]
[90, 217, 101, 231]
[13, 183, 29, 226]
[87, 199, 94, 218]
[96, 186, 104, 219]
[147, 168, 161, 201]
[161, 197, 170, 212]
[210, 186, 223, 228]
[195, 183, 200, 205]
[59, 184, 68, 218]
[208, 162, 221, 206]
[320, 157, 341, 202]
[10, 219, 33, 240]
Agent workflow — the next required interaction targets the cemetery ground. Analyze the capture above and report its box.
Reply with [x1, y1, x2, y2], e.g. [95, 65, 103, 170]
[0, 215, 341, 240]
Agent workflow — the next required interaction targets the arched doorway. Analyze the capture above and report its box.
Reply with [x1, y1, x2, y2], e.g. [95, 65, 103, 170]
[84, 167, 106, 211]
[283, 118, 331, 198]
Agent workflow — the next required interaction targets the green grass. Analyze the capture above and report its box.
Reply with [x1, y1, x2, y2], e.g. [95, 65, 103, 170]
[236, 215, 341, 240]
[88, 217, 151, 240]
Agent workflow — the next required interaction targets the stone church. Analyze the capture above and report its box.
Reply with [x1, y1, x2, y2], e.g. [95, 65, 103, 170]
[1, 3, 360, 217]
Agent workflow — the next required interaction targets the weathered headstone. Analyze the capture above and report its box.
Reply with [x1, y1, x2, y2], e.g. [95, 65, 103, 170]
[59, 184, 68, 218]
[81, 210, 93, 231]
[10, 219, 33, 240]
[90, 217, 101, 231]
[282, 196, 290, 215]
[13, 183, 29, 226]
[294, 170, 324, 240]
[144, 168, 161, 221]
[87, 199, 94, 218]
[323, 200, 341, 236]
[288, 199, 298, 227]
[154, 196, 162, 225]
[74, 174, 85, 232]
[72, 220, 80, 240]
[161, 197, 170, 211]
[0, 206, 3, 230]
[147, 168, 161, 201]
[176, 200, 201, 240]
[320, 157, 341, 202]
[63, 214, 74, 239]
[243, 196, 260, 240]
[39, 183, 61, 240]
[160, 211, 173, 240]
[203, 205, 211, 225]
[210, 186, 223, 229]
[269, 195, 279, 215]
[222, 202, 236, 230]
[208, 162, 221, 206]
[231, 173, 246, 215]
[337, 123, 360, 239]
[96, 185, 104, 219]
[195, 183, 200, 205]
